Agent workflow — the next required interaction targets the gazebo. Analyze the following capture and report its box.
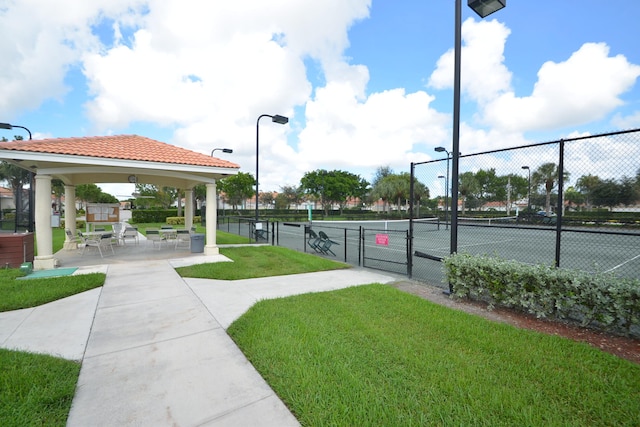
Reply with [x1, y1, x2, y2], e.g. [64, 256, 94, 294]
[0, 135, 239, 270]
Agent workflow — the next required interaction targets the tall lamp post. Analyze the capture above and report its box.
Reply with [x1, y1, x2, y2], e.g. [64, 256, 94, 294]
[435, 146, 451, 230]
[438, 175, 449, 229]
[450, 0, 507, 259]
[522, 165, 531, 211]
[0, 122, 34, 232]
[255, 114, 288, 228]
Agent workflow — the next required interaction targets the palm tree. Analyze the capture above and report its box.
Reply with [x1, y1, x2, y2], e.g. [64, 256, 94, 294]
[532, 163, 570, 215]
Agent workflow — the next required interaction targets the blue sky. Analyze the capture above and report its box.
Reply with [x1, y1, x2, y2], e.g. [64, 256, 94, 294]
[1, 0, 639, 198]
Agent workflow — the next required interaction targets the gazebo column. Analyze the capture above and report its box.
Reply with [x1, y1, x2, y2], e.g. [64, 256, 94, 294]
[204, 182, 218, 255]
[63, 185, 78, 250]
[33, 174, 56, 270]
[185, 189, 193, 230]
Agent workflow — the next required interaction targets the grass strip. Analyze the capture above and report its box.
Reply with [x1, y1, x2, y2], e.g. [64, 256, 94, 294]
[176, 246, 349, 280]
[0, 270, 105, 312]
[0, 349, 80, 427]
[228, 284, 640, 426]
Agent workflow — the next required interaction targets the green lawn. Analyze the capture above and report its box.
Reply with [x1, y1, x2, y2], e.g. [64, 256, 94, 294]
[0, 269, 105, 313]
[228, 284, 640, 426]
[0, 349, 80, 427]
[176, 246, 350, 279]
[0, 256, 105, 426]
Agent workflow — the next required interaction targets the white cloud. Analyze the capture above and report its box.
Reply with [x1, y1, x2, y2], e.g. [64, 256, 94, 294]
[482, 43, 640, 132]
[611, 111, 640, 130]
[0, 0, 146, 117]
[428, 18, 512, 105]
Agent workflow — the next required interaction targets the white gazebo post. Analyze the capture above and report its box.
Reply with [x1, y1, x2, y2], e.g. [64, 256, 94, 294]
[184, 189, 194, 230]
[204, 182, 218, 255]
[33, 174, 57, 270]
[63, 184, 78, 250]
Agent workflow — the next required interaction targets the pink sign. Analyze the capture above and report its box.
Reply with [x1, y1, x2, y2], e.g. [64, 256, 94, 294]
[375, 234, 389, 246]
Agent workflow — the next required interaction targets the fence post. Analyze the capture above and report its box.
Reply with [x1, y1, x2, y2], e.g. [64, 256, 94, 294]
[344, 228, 347, 262]
[358, 226, 363, 266]
[555, 139, 565, 268]
[409, 163, 415, 278]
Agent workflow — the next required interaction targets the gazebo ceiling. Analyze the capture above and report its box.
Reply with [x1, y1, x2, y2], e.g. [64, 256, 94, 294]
[0, 134, 240, 188]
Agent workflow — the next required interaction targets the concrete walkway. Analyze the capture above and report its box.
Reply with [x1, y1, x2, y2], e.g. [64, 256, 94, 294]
[0, 251, 396, 426]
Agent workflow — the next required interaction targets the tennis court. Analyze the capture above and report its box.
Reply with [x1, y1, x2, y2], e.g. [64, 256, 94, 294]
[220, 216, 640, 287]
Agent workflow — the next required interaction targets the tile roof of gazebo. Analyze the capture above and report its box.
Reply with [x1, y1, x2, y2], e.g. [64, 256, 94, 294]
[0, 134, 238, 169]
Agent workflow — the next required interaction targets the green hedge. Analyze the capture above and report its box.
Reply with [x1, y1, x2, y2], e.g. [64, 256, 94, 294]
[165, 216, 201, 226]
[443, 253, 640, 336]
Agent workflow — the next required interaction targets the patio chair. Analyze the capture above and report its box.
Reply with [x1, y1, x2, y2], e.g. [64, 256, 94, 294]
[318, 231, 338, 256]
[307, 229, 322, 253]
[145, 229, 165, 249]
[120, 227, 139, 245]
[174, 229, 191, 250]
[81, 232, 115, 258]
[65, 229, 82, 244]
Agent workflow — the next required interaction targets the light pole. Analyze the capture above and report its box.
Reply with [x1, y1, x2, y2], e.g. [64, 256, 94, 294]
[450, 0, 506, 258]
[438, 175, 449, 230]
[255, 114, 288, 229]
[522, 165, 531, 211]
[211, 148, 233, 156]
[435, 146, 451, 230]
[0, 122, 34, 232]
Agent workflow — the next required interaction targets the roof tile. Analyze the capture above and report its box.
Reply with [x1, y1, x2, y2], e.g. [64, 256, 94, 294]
[0, 135, 239, 168]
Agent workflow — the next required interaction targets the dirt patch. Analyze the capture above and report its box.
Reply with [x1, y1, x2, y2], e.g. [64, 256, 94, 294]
[390, 280, 640, 365]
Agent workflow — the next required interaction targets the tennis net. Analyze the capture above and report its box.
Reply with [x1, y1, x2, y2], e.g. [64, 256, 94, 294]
[310, 217, 441, 232]
[458, 216, 518, 226]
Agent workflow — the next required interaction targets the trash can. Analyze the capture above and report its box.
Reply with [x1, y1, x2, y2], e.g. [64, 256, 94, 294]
[190, 233, 205, 253]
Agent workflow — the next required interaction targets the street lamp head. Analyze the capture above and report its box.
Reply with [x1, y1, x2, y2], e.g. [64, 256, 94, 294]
[211, 148, 233, 156]
[521, 166, 529, 170]
[434, 146, 446, 153]
[438, 175, 445, 179]
[271, 114, 289, 125]
[468, 0, 506, 18]
[0, 122, 32, 139]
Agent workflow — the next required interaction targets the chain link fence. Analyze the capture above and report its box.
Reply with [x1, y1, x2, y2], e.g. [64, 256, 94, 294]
[216, 129, 639, 288]
[412, 128, 640, 287]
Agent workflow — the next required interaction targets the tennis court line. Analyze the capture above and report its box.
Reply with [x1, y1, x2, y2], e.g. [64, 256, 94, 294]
[605, 253, 640, 273]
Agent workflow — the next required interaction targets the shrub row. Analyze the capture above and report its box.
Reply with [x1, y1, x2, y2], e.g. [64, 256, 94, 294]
[164, 216, 201, 226]
[443, 253, 640, 336]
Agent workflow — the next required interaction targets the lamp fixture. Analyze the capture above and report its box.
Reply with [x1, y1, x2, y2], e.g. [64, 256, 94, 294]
[468, 0, 506, 18]
[128, 175, 137, 183]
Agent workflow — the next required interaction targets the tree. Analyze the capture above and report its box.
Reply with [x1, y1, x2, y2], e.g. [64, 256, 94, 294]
[564, 186, 585, 211]
[458, 172, 479, 214]
[300, 169, 369, 215]
[591, 176, 639, 210]
[76, 184, 105, 210]
[260, 191, 275, 208]
[576, 174, 602, 211]
[532, 163, 569, 215]
[279, 185, 302, 209]
[370, 166, 393, 212]
[219, 172, 255, 210]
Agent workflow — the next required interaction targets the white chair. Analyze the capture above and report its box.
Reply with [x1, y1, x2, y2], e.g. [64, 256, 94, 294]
[146, 229, 165, 249]
[65, 229, 82, 244]
[121, 227, 139, 245]
[174, 229, 191, 250]
[81, 233, 115, 258]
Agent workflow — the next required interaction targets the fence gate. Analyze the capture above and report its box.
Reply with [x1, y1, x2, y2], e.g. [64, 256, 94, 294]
[361, 228, 409, 276]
